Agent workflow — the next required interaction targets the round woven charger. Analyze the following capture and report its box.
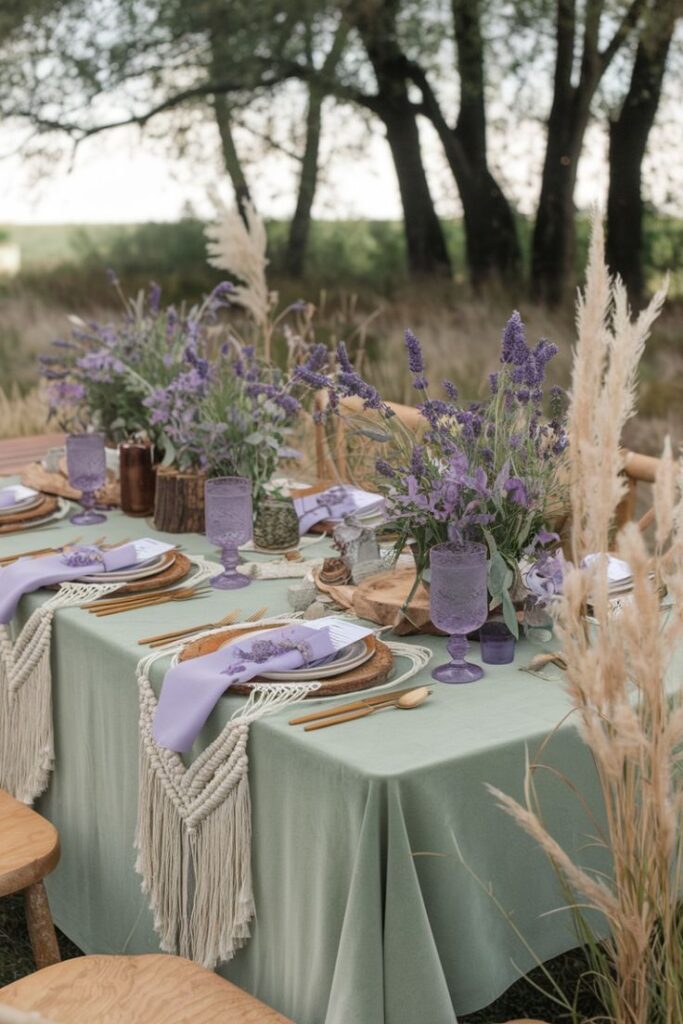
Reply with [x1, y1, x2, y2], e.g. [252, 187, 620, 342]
[110, 551, 193, 595]
[0, 494, 58, 529]
[180, 623, 394, 698]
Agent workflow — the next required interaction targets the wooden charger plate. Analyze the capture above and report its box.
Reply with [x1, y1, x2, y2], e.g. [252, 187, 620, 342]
[180, 623, 394, 698]
[0, 495, 60, 535]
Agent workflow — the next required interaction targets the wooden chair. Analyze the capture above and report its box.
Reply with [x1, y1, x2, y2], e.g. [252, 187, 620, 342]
[314, 391, 425, 483]
[0, 790, 60, 970]
[0, 955, 293, 1023]
[616, 449, 661, 534]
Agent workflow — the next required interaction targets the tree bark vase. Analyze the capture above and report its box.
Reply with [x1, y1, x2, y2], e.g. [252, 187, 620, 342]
[153, 468, 206, 534]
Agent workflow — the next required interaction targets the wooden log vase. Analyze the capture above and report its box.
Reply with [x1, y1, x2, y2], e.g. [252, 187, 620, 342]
[152, 467, 206, 533]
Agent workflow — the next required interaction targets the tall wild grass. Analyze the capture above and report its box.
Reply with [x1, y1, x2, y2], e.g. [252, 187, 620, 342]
[491, 216, 683, 1024]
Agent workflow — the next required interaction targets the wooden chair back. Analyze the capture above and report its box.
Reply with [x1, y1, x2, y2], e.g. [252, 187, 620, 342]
[615, 449, 661, 534]
[314, 392, 425, 483]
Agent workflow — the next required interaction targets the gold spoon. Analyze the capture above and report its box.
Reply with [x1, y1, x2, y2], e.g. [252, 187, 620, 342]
[304, 686, 432, 731]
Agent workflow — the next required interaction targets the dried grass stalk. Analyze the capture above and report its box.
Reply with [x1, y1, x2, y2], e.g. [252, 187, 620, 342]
[205, 201, 274, 359]
[0, 386, 50, 439]
[492, 213, 682, 1024]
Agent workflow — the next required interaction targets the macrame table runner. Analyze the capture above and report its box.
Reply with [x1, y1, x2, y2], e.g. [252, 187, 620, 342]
[135, 615, 432, 968]
[0, 555, 217, 805]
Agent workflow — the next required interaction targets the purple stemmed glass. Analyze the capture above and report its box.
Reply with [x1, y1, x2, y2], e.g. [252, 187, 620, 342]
[205, 476, 253, 590]
[429, 541, 488, 683]
[66, 433, 108, 525]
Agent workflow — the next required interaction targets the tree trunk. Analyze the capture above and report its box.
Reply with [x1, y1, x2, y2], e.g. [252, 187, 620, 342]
[214, 93, 252, 220]
[286, 23, 348, 277]
[449, 0, 521, 284]
[531, 0, 583, 305]
[379, 95, 452, 277]
[530, 107, 585, 306]
[286, 89, 323, 277]
[531, 0, 645, 305]
[351, 0, 451, 278]
[403, 0, 520, 285]
[606, 4, 676, 300]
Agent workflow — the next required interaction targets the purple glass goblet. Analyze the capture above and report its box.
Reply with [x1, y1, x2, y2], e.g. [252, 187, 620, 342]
[205, 476, 253, 590]
[429, 541, 488, 684]
[66, 433, 108, 525]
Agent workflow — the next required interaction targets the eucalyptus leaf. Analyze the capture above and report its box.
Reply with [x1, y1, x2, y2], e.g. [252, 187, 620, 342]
[160, 437, 176, 467]
[488, 550, 509, 597]
[501, 588, 520, 638]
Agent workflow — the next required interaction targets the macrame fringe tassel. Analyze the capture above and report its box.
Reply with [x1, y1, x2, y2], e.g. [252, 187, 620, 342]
[0, 618, 54, 804]
[135, 738, 254, 969]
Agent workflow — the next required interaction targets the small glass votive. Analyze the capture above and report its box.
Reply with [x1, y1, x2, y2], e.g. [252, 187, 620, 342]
[479, 621, 516, 665]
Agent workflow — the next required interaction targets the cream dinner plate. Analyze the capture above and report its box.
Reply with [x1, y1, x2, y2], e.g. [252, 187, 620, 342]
[80, 552, 173, 584]
[0, 494, 43, 517]
[219, 630, 374, 681]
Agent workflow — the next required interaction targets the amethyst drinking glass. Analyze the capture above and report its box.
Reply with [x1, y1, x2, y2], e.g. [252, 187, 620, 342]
[429, 541, 488, 683]
[205, 477, 253, 590]
[66, 433, 107, 525]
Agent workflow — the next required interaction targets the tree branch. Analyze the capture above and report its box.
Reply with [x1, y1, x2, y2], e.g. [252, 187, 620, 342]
[599, 0, 648, 71]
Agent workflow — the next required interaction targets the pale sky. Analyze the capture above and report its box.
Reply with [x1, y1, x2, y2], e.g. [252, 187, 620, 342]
[0, 86, 679, 225]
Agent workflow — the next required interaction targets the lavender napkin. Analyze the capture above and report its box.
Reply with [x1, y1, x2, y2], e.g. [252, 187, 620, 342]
[0, 543, 138, 625]
[0, 485, 38, 509]
[293, 486, 382, 534]
[153, 624, 336, 752]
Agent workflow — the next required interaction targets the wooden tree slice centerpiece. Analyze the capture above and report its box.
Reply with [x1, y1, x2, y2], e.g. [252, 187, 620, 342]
[153, 467, 206, 533]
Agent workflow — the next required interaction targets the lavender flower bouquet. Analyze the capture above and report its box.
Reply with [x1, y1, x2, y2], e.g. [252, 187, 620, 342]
[42, 275, 304, 509]
[297, 312, 569, 635]
[41, 274, 235, 445]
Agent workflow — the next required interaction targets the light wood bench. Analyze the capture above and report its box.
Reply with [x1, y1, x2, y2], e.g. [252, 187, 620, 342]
[0, 955, 293, 1023]
[0, 790, 60, 970]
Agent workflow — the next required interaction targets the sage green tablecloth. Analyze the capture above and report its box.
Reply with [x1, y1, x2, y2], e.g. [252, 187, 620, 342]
[0, 494, 608, 1024]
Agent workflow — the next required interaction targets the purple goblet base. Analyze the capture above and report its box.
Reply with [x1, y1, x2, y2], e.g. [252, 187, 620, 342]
[70, 508, 107, 526]
[70, 492, 107, 525]
[210, 543, 251, 590]
[210, 570, 251, 590]
[432, 634, 484, 685]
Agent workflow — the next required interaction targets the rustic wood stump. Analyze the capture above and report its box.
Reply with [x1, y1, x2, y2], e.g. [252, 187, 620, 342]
[153, 467, 205, 533]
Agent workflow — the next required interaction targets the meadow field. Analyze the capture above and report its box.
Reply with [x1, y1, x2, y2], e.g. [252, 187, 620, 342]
[1, 216, 682, 455]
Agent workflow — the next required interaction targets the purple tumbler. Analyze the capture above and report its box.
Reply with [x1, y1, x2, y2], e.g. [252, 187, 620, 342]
[429, 541, 488, 683]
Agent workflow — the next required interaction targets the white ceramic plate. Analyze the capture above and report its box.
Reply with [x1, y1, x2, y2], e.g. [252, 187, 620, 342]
[219, 630, 374, 681]
[261, 638, 373, 680]
[0, 494, 43, 517]
[80, 552, 173, 583]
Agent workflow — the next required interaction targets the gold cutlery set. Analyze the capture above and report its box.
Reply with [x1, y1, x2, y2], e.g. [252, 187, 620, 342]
[289, 686, 431, 731]
[137, 607, 269, 647]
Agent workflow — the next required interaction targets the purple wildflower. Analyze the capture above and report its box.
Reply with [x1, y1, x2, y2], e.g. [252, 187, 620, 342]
[501, 311, 528, 365]
[405, 330, 425, 375]
[376, 459, 396, 478]
[504, 477, 529, 507]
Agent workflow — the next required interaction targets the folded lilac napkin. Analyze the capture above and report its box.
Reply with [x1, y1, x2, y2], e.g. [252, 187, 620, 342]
[0, 543, 138, 625]
[0, 486, 38, 509]
[153, 624, 335, 752]
[293, 486, 367, 534]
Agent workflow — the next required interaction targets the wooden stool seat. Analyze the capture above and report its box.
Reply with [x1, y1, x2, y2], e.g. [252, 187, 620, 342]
[0, 791, 60, 898]
[0, 790, 61, 970]
[0, 955, 293, 1023]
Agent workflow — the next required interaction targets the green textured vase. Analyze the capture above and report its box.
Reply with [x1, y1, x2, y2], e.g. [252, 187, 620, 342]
[253, 496, 300, 551]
